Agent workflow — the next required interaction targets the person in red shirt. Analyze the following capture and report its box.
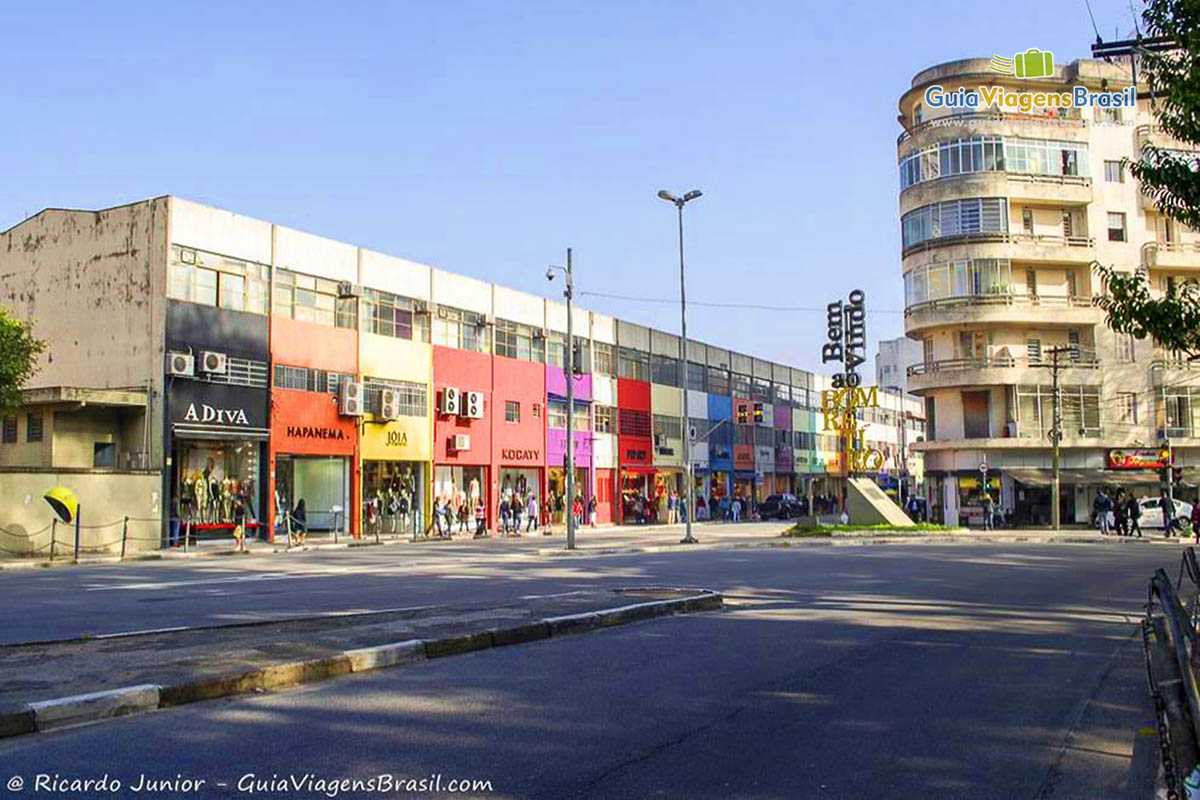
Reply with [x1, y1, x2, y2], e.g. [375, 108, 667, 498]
[473, 498, 487, 539]
[572, 495, 584, 528]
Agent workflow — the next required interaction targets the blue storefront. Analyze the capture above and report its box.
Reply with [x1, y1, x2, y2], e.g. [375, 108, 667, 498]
[706, 394, 733, 507]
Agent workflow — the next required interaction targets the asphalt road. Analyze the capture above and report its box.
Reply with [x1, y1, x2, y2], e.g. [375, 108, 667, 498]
[0, 540, 1169, 799]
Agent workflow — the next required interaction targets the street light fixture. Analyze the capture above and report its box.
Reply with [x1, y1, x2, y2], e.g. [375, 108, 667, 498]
[657, 188, 702, 545]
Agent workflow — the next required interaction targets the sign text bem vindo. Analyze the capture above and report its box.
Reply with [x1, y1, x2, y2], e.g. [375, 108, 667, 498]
[819, 288, 884, 474]
[821, 290, 866, 388]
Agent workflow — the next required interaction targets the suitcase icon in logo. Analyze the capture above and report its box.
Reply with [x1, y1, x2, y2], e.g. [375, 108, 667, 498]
[1014, 49, 1053, 79]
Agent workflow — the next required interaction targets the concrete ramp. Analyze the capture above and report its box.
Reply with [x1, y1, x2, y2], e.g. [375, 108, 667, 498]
[847, 477, 913, 526]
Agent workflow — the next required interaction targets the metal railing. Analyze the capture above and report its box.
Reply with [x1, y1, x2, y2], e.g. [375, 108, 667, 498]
[904, 293, 1093, 317]
[898, 111, 1086, 144]
[903, 231, 1095, 258]
[1142, 240, 1200, 269]
[906, 347, 1100, 377]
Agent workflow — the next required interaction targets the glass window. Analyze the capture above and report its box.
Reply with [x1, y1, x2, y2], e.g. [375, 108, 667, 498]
[547, 332, 567, 367]
[26, 412, 42, 443]
[273, 364, 352, 394]
[547, 399, 568, 429]
[707, 366, 730, 395]
[573, 401, 590, 431]
[505, 401, 520, 423]
[1107, 212, 1127, 242]
[750, 378, 771, 402]
[731, 372, 751, 396]
[594, 343, 616, 376]
[651, 354, 679, 386]
[275, 269, 357, 329]
[432, 306, 487, 352]
[1, 417, 15, 444]
[653, 414, 682, 440]
[618, 408, 651, 437]
[169, 246, 267, 314]
[686, 362, 706, 392]
[618, 348, 650, 382]
[1118, 393, 1138, 424]
[1105, 160, 1124, 183]
[494, 319, 545, 363]
[362, 378, 427, 417]
[902, 198, 1008, 249]
[594, 405, 615, 433]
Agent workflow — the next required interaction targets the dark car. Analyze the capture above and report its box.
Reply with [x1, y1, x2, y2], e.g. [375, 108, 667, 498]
[760, 493, 803, 520]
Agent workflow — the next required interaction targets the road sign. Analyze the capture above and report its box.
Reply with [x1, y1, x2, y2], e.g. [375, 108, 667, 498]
[979, 462, 989, 474]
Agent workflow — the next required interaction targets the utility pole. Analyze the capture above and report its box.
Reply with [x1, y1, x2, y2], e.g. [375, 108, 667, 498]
[1045, 346, 1070, 531]
[547, 249, 577, 550]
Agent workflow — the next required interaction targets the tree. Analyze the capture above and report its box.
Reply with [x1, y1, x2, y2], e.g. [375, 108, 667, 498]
[1093, 0, 1200, 354]
[0, 309, 45, 417]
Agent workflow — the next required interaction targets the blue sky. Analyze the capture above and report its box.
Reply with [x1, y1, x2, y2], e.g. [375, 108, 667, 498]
[0, 0, 1140, 372]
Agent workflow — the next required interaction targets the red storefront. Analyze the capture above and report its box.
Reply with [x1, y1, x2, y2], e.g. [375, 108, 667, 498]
[617, 377, 654, 524]
[492, 355, 546, 528]
[433, 346, 493, 526]
[269, 316, 359, 541]
[732, 397, 756, 502]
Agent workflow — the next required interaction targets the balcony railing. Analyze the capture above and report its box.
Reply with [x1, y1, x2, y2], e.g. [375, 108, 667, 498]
[907, 347, 1101, 377]
[898, 111, 1086, 144]
[903, 231, 1094, 258]
[1006, 173, 1091, 187]
[905, 293, 1093, 317]
[1142, 240, 1200, 268]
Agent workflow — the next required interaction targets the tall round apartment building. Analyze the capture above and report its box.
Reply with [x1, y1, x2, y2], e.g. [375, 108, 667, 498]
[897, 56, 1198, 527]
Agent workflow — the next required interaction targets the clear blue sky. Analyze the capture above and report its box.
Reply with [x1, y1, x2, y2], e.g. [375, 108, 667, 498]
[0, 0, 1139, 372]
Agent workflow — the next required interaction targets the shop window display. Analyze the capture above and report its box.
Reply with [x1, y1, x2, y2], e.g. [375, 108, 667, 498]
[176, 441, 260, 527]
[363, 461, 423, 535]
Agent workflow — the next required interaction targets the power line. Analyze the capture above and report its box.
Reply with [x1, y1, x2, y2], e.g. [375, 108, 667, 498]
[578, 290, 905, 315]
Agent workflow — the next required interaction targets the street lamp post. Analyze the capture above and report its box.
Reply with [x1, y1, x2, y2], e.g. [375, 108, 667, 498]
[657, 189, 702, 545]
[547, 249, 577, 550]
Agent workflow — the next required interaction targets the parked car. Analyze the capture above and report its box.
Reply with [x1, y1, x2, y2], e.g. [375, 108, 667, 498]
[1138, 497, 1194, 532]
[760, 494, 803, 520]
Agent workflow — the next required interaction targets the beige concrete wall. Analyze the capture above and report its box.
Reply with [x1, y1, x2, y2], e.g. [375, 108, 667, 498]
[0, 199, 167, 466]
[0, 469, 162, 557]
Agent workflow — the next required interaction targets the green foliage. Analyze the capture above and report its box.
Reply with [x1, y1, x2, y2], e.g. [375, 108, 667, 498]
[1094, 0, 1200, 354]
[0, 309, 45, 417]
[783, 522, 959, 537]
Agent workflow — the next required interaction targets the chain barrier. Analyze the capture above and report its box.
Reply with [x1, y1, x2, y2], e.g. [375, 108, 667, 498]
[0, 515, 161, 561]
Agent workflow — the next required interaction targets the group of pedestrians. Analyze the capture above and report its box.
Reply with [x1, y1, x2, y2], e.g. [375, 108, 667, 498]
[1092, 488, 1200, 540]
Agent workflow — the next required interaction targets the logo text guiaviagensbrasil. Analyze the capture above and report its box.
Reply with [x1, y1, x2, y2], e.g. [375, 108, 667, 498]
[990, 49, 1054, 79]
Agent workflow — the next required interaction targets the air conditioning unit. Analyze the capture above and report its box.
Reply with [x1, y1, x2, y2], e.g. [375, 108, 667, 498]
[657, 446, 675, 456]
[379, 388, 399, 420]
[654, 433, 667, 447]
[168, 352, 194, 377]
[339, 380, 365, 416]
[336, 281, 361, 298]
[441, 387, 461, 415]
[199, 351, 227, 374]
[452, 433, 471, 451]
[465, 391, 485, 419]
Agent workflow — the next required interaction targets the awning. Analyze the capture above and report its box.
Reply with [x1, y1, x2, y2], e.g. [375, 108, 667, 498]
[620, 465, 657, 475]
[1007, 468, 1164, 487]
[173, 424, 270, 441]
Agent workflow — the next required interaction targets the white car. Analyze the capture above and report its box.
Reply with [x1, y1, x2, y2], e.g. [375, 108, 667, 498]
[1137, 497, 1194, 531]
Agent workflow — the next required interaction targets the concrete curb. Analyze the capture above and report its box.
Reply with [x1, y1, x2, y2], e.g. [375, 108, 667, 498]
[0, 589, 721, 740]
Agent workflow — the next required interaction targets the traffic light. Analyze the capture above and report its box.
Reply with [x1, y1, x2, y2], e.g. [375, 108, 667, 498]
[753, 402, 764, 424]
[736, 404, 748, 425]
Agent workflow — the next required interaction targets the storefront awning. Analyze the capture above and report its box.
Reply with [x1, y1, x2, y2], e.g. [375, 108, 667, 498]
[620, 465, 657, 475]
[1007, 468, 1165, 487]
[173, 424, 270, 441]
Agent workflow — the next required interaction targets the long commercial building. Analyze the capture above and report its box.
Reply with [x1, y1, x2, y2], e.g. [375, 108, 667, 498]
[897, 56, 1200, 526]
[0, 196, 922, 545]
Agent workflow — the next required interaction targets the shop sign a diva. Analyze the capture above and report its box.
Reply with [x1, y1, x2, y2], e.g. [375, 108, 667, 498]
[183, 403, 250, 426]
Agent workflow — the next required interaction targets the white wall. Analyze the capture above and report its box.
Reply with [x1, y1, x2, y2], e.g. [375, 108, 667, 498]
[359, 250, 432, 300]
[169, 197, 271, 264]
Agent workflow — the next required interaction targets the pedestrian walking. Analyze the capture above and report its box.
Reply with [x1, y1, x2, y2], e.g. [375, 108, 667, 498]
[1096, 489, 1112, 535]
[499, 498, 511, 536]
[292, 498, 308, 546]
[982, 492, 996, 531]
[588, 496, 597, 528]
[667, 491, 678, 525]
[526, 494, 538, 533]
[474, 497, 487, 538]
[1191, 501, 1200, 545]
[731, 497, 741, 523]
[1162, 490, 1176, 537]
[1113, 490, 1128, 536]
[457, 500, 469, 534]
[1127, 495, 1143, 538]
[572, 495, 584, 528]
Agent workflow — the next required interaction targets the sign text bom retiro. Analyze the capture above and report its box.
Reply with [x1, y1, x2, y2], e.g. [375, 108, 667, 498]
[821, 385, 885, 473]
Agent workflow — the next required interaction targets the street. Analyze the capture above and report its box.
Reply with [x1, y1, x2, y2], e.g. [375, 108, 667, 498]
[0, 536, 1168, 799]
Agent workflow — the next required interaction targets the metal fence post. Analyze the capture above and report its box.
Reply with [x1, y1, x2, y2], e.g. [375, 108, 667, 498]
[49, 519, 56, 561]
[120, 516, 129, 560]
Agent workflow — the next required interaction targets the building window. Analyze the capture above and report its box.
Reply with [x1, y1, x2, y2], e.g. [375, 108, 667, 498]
[651, 355, 679, 386]
[573, 401, 590, 431]
[1017, 384, 1101, 437]
[494, 319, 545, 363]
[363, 289, 428, 342]
[505, 401, 520, 423]
[1022, 208, 1034, 234]
[1118, 392, 1138, 424]
[169, 246, 269, 314]
[274, 364, 351, 394]
[1117, 334, 1135, 362]
[653, 414, 682, 440]
[618, 408, 651, 437]
[1104, 160, 1124, 183]
[707, 366, 730, 395]
[1026, 338, 1042, 364]
[1095, 106, 1122, 124]
[532, 403, 540, 418]
[617, 348, 650, 382]
[26, 412, 42, 443]
[898, 136, 1088, 190]
[1107, 212, 1127, 242]
[593, 343, 616, 376]
[432, 306, 488, 352]
[274, 269, 357, 329]
[901, 197, 1009, 249]
[750, 378, 771, 402]
[546, 332, 567, 367]
[547, 399, 568, 430]
[362, 378, 428, 417]
[731, 372, 752, 397]
[594, 405, 614, 433]
[1, 417, 15, 444]
[686, 362, 706, 392]
[93, 442, 116, 468]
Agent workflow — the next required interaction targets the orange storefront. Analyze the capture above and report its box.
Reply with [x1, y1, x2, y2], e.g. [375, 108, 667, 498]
[269, 317, 359, 540]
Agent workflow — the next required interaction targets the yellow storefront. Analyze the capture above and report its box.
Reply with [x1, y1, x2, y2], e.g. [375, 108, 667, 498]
[359, 333, 433, 537]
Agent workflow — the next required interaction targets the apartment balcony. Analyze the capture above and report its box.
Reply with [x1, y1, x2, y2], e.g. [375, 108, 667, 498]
[1136, 123, 1192, 151]
[900, 172, 1091, 215]
[906, 349, 1102, 392]
[898, 111, 1088, 151]
[1142, 241, 1200, 271]
[902, 232, 1095, 264]
[904, 293, 1098, 336]
[1150, 357, 1200, 387]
